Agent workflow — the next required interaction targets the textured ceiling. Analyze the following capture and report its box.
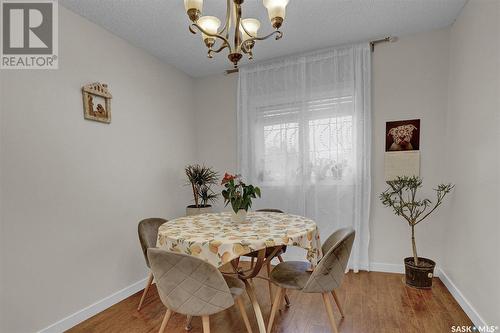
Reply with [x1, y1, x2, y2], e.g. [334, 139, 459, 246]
[59, 0, 466, 77]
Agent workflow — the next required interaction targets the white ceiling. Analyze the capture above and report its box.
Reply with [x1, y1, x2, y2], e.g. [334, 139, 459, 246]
[60, 0, 466, 77]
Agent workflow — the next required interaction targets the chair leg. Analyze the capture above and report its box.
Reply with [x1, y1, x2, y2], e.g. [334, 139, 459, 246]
[266, 261, 274, 305]
[236, 297, 253, 333]
[158, 309, 172, 333]
[275, 255, 291, 307]
[283, 290, 291, 308]
[267, 287, 283, 333]
[202, 315, 210, 333]
[322, 293, 339, 333]
[331, 290, 345, 318]
[138, 272, 154, 311]
[185, 315, 193, 331]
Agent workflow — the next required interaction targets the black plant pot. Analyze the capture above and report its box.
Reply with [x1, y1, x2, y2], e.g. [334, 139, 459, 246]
[404, 257, 436, 289]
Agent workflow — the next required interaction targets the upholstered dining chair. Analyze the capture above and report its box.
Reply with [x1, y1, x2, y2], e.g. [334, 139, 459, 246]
[267, 227, 355, 333]
[147, 248, 253, 333]
[137, 218, 167, 311]
[241, 209, 289, 306]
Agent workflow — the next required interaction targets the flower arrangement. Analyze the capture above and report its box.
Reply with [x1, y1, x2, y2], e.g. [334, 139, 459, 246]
[221, 173, 261, 221]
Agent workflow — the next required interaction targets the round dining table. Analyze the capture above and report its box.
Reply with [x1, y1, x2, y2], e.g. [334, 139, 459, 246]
[156, 211, 323, 333]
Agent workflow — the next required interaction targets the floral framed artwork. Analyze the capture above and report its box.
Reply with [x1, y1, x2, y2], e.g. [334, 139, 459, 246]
[385, 119, 420, 151]
[82, 82, 112, 123]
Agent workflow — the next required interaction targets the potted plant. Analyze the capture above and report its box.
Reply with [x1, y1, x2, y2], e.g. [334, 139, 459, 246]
[221, 173, 261, 223]
[185, 164, 219, 216]
[380, 176, 454, 289]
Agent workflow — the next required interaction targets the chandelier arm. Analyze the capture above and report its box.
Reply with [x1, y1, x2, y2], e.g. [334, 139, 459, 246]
[211, 42, 230, 54]
[189, 23, 233, 53]
[252, 30, 283, 41]
[233, 2, 242, 52]
[218, 0, 231, 35]
[245, 30, 283, 43]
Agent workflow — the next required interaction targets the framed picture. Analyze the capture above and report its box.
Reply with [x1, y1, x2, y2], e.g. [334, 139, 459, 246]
[385, 119, 420, 151]
[82, 82, 112, 123]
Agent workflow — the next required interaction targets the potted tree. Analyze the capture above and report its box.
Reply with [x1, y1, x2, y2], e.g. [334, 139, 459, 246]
[380, 176, 454, 289]
[221, 173, 261, 223]
[185, 164, 219, 216]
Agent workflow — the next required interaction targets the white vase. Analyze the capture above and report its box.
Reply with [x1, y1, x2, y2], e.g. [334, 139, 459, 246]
[231, 209, 248, 223]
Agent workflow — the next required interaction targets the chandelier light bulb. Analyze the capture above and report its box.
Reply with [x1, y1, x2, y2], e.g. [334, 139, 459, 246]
[198, 16, 221, 42]
[263, 0, 289, 28]
[184, 0, 203, 21]
[184, 0, 203, 12]
[241, 18, 261, 42]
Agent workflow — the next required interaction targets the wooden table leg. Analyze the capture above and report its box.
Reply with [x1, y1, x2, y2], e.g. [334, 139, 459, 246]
[243, 279, 267, 333]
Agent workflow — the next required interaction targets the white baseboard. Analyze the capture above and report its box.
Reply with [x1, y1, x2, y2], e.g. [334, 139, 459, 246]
[37, 276, 149, 333]
[371, 263, 485, 328]
[437, 268, 487, 328]
[36, 263, 485, 333]
[369, 262, 405, 274]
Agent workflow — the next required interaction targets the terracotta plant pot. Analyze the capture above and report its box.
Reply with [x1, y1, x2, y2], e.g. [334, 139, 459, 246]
[404, 257, 436, 289]
[186, 205, 213, 216]
[231, 209, 248, 223]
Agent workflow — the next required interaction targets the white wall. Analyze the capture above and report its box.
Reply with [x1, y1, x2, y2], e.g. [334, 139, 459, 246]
[0, 6, 196, 333]
[192, 29, 451, 268]
[370, 28, 450, 267]
[194, 74, 238, 212]
[442, 0, 500, 326]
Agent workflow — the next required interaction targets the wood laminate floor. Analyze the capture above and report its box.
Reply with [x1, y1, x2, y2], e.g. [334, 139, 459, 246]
[66, 267, 472, 333]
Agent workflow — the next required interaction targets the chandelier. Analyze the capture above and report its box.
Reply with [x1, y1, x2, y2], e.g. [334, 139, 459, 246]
[183, 0, 289, 68]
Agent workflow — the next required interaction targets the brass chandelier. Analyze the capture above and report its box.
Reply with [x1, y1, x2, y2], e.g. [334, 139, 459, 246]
[183, 0, 289, 68]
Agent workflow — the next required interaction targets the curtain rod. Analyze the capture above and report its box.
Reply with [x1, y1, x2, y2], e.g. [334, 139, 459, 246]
[370, 36, 397, 52]
[225, 36, 397, 75]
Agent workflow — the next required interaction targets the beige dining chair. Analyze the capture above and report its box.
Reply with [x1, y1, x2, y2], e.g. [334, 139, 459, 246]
[241, 209, 290, 306]
[147, 248, 253, 333]
[267, 227, 355, 333]
[137, 218, 167, 311]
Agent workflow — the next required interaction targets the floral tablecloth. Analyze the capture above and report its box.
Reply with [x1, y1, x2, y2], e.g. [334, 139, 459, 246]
[157, 211, 323, 267]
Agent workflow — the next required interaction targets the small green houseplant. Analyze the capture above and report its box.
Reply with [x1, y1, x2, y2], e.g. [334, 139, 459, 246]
[380, 176, 454, 288]
[185, 164, 219, 216]
[221, 173, 261, 223]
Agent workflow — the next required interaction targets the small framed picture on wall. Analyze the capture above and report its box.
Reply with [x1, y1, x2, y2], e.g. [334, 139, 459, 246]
[82, 82, 112, 123]
[385, 119, 420, 151]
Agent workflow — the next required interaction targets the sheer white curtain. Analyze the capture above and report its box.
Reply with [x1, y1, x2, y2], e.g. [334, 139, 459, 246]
[237, 44, 371, 271]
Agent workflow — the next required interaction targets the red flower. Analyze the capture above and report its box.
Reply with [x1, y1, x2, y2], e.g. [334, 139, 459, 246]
[221, 172, 236, 185]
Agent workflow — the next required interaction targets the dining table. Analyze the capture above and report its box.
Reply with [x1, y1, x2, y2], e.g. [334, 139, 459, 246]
[156, 211, 323, 333]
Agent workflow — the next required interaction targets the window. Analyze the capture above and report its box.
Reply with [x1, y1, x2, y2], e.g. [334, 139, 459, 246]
[257, 96, 354, 185]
